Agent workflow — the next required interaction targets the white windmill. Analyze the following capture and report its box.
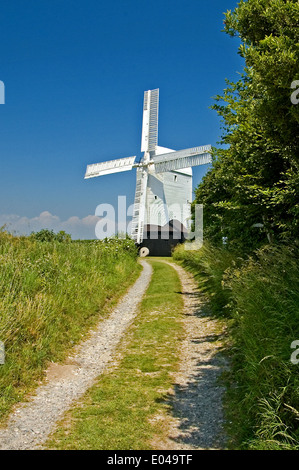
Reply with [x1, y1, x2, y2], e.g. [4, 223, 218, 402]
[84, 88, 211, 254]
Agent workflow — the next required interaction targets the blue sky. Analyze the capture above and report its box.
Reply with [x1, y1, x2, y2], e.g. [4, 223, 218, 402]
[0, 0, 243, 239]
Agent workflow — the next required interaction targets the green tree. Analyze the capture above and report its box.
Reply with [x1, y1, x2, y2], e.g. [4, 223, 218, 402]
[195, 0, 299, 250]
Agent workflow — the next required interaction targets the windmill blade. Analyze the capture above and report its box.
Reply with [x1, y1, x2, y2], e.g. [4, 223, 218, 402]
[131, 168, 148, 244]
[141, 88, 159, 153]
[153, 145, 212, 174]
[84, 156, 136, 179]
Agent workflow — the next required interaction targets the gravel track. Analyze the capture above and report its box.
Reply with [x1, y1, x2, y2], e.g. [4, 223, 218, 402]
[0, 260, 152, 450]
[0, 258, 228, 451]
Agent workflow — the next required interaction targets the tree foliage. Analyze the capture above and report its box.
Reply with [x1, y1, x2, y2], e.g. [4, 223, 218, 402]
[195, 0, 299, 250]
[30, 229, 72, 242]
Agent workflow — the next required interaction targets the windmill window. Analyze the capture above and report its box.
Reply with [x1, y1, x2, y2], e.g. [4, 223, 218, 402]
[174, 175, 177, 182]
[154, 195, 158, 200]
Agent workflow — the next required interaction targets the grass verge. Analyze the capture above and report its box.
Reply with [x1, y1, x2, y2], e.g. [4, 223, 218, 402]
[173, 241, 299, 450]
[45, 260, 185, 450]
[0, 233, 140, 423]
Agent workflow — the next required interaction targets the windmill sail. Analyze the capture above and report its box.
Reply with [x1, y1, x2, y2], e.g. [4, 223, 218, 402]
[84, 156, 136, 179]
[141, 89, 159, 153]
[153, 145, 212, 173]
[131, 168, 148, 244]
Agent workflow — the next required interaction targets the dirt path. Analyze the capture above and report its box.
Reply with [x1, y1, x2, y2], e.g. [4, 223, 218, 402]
[0, 260, 152, 450]
[152, 261, 228, 450]
[0, 259, 228, 450]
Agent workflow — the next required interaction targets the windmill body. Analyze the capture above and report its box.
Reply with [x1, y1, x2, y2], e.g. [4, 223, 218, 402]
[84, 89, 211, 254]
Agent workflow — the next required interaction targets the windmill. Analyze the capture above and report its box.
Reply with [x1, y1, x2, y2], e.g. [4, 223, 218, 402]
[84, 88, 212, 255]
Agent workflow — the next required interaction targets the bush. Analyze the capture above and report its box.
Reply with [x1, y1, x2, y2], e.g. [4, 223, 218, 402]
[30, 229, 72, 242]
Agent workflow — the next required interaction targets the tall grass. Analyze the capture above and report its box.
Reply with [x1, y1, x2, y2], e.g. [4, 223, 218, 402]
[0, 232, 139, 421]
[173, 242, 239, 316]
[173, 242, 299, 449]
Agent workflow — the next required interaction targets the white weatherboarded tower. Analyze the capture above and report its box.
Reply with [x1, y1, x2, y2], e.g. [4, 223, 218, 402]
[85, 89, 211, 252]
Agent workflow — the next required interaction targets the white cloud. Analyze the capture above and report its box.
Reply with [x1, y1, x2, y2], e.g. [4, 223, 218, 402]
[0, 211, 103, 240]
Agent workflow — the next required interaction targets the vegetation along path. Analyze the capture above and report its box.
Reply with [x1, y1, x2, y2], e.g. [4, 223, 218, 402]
[0, 258, 228, 450]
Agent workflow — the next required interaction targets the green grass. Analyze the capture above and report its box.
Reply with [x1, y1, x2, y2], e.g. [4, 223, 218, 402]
[0, 232, 140, 422]
[45, 260, 185, 450]
[173, 242, 238, 317]
[173, 241, 299, 450]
